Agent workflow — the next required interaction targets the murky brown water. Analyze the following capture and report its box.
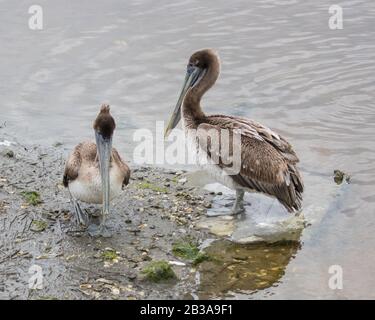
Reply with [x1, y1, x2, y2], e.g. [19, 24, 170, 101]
[1, 0, 375, 299]
[197, 240, 301, 299]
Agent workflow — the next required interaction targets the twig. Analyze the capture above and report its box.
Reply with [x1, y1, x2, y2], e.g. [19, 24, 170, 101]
[0, 249, 20, 264]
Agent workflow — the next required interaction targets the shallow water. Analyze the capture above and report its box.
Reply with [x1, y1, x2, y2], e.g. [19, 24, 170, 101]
[1, 0, 375, 299]
[196, 240, 301, 299]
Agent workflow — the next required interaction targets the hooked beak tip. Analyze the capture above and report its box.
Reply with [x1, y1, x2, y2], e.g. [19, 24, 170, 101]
[164, 127, 171, 139]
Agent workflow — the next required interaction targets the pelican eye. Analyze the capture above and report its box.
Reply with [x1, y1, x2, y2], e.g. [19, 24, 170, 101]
[187, 63, 196, 74]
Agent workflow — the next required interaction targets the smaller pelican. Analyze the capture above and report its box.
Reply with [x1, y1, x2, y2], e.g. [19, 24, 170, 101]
[165, 49, 303, 215]
[63, 104, 130, 237]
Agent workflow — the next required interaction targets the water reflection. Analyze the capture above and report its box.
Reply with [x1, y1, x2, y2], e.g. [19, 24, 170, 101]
[196, 240, 301, 299]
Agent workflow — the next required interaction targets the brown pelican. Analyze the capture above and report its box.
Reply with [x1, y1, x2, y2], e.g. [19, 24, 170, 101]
[165, 49, 303, 215]
[63, 104, 130, 236]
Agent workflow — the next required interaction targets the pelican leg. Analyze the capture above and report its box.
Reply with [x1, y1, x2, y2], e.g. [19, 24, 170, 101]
[68, 191, 89, 227]
[230, 189, 245, 215]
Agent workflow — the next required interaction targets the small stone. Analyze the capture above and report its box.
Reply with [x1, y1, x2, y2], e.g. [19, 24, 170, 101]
[53, 142, 63, 147]
[177, 217, 187, 225]
[5, 150, 14, 158]
[141, 252, 152, 261]
[178, 178, 187, 184]
[112, 287, 120, 295]
[127, 273, 136, 280]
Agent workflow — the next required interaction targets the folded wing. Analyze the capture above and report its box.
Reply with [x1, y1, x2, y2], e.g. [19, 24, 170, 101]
[196, 115, 303, 212]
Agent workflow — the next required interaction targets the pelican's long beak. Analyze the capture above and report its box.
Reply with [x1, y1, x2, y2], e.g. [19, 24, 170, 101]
[164, 66, 204, 138]
[95, 131, 112, 215]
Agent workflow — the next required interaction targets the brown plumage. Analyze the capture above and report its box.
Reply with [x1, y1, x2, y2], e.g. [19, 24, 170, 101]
[166, 49, 303, 213]
[93, 104, 116, 140]
[199, 117, 303, 212]
[63, 105, 130, 234]
[63, 142, 130, 191]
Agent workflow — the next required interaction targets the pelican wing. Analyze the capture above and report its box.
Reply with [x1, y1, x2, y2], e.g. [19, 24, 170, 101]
[207, 115, 299, 163]
[63, 143, 85, 187]
[196, 115, 303, 212]
[112, 148, 131, 188]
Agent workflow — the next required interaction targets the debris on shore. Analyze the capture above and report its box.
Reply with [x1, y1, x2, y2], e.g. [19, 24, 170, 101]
[0, 138, 214, 299]
[333, 169, 351, 185]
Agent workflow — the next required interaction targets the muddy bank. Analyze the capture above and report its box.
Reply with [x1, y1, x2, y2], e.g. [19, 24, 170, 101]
[0, 136, 217, 300]
[1, 135, 306, 300]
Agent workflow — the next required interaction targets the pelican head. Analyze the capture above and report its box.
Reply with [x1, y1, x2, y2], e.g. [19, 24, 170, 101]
[93, 104, 115, 215]
[165, 49, 220, 137]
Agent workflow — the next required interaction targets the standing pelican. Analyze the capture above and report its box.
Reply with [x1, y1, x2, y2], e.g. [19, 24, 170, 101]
[165, 49, 303, 215]
[63, 104, 130, 236]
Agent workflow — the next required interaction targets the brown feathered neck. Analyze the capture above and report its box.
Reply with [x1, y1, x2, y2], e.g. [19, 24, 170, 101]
[183, 49, 221, 121]
[93, 104, 116, 139]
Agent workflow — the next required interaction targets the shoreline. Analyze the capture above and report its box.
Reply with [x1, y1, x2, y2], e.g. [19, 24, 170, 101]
[0, 136, 216, 299]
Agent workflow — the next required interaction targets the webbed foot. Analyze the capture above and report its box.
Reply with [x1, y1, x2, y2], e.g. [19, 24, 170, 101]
[87, 223, 113, 238]
[72, 199, 89, 227]
[206, 190, 246, 217]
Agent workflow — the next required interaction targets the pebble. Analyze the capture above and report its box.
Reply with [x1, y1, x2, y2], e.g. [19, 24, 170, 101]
[1, 149, 14, 158]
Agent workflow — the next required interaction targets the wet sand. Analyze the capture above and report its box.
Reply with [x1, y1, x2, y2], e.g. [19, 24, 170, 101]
[0, 135, 216, 299]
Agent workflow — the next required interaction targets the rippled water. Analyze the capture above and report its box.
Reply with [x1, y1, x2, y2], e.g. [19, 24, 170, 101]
[1, 0, 375, 299]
